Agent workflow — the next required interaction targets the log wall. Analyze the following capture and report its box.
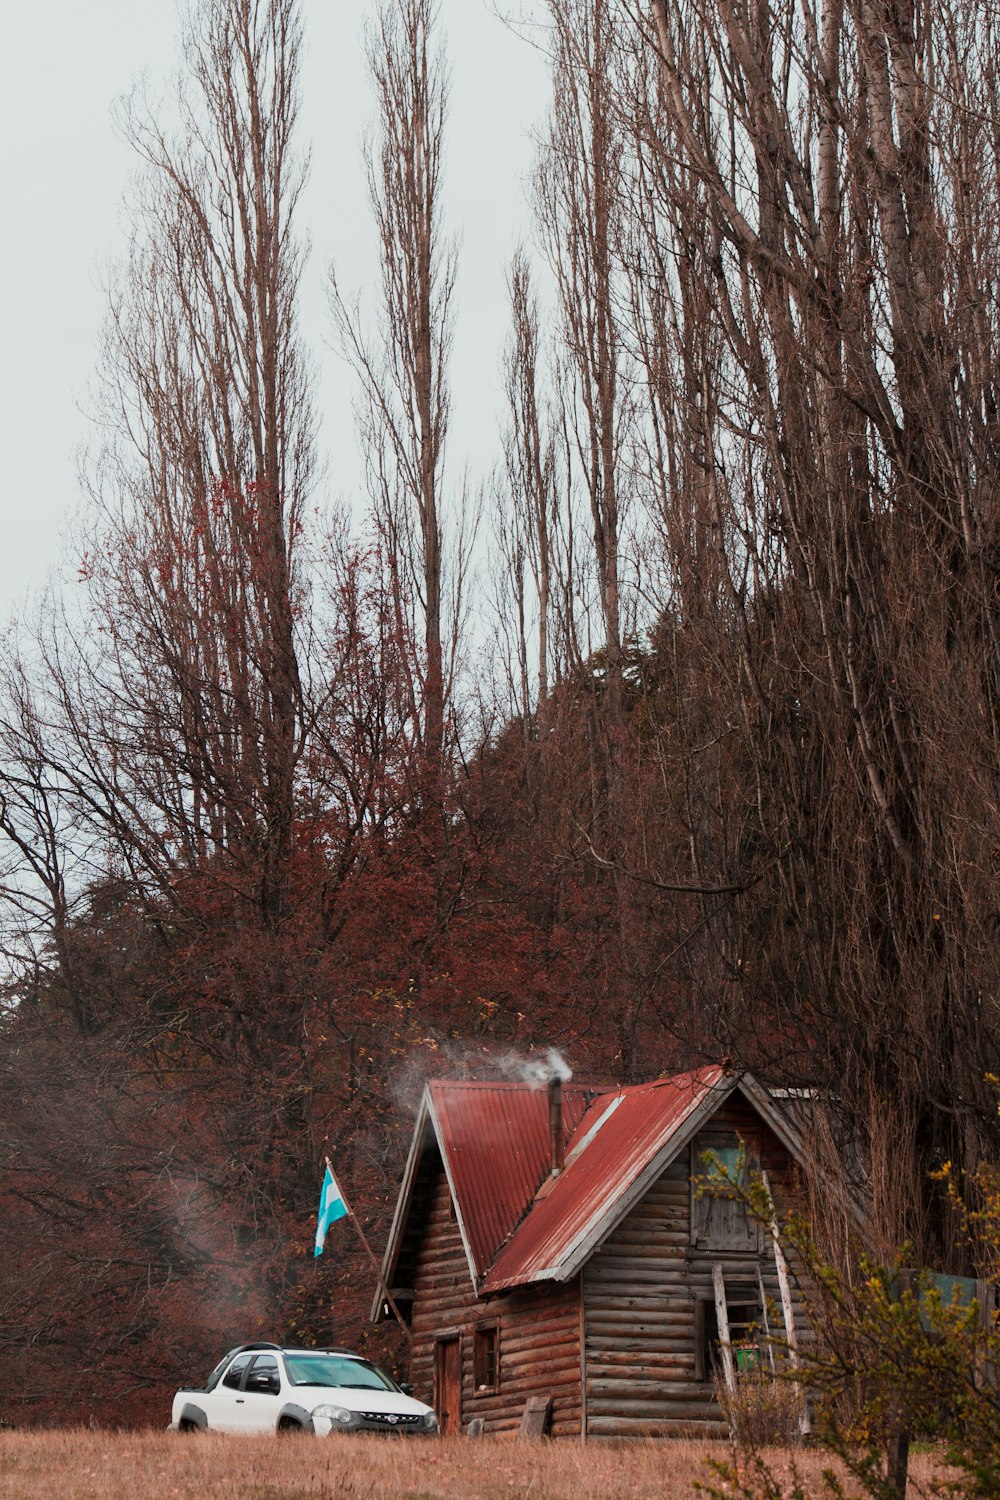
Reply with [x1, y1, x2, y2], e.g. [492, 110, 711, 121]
[582, 1098, 809, 1438]
[409, 1163, 583, 1436]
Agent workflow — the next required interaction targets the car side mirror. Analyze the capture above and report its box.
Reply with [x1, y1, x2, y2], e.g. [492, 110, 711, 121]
[399, 1382, 413, 1396]
[248, 1373, 280, 1394]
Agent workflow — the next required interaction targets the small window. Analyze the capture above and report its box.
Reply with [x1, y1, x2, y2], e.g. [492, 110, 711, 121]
[473, 1323, 499, 1392]
[222, 1354, 252, 1390]
[691, 1132, 761, 1252]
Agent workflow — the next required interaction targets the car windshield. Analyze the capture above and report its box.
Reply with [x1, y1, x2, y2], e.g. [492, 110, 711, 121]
[283, 1355, 398, 1392]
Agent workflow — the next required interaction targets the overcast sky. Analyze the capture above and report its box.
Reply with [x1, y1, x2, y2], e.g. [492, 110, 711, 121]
[0, 1, 549, 621]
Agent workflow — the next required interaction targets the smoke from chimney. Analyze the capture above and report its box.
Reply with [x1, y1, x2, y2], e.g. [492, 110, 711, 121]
[518, 1047, 572, 1087]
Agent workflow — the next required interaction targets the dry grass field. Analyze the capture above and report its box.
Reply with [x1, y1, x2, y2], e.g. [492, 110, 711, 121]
[0, 1430, 952, 1500]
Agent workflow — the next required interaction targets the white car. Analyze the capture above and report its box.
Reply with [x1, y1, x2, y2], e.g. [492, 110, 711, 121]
[170, 1343, 438, 1436]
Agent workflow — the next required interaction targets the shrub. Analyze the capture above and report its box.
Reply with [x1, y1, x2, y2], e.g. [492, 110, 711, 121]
[715, 1369, 806, 1449]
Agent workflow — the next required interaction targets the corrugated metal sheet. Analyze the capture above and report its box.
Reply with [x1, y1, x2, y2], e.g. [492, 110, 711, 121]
[428, 1080, 593, 1281]
[479, 1067, 725, 1292]
[385, 1067, 730, 1297]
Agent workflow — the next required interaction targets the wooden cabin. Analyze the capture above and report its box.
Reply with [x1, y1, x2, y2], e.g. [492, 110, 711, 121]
[373, 1066, 813, 1439]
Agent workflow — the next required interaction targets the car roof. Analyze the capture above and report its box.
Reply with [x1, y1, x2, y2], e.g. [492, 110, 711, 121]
[279, 1347, 362, 1357]
[226, 1343, 362, 1360]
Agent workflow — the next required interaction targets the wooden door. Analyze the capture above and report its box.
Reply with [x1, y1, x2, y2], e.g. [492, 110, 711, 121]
[435, 1337, 462, 1435]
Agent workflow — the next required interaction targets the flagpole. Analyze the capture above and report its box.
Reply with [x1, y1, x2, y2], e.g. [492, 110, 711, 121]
[324, 1157, 413, 1346]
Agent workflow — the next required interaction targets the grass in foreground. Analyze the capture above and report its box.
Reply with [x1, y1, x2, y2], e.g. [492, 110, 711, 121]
[0, 1428, 950, 1500]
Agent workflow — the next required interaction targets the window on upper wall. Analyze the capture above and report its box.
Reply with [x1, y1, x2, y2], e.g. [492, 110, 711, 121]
[691, 1131, 762, 1253]
[473, 1322, 499, 1392]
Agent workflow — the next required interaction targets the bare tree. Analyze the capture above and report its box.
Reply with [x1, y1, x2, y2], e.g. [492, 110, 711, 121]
[332, 0, 468, 809]
[74, 0, 316, 932]
[538, 0, 631, 711]
[495, 250, 560, 731]
[625, 0, 1000, 1250]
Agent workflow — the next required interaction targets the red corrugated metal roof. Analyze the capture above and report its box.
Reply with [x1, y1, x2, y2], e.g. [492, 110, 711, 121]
[479, 1066, 725, 1292]
[427, 1080, 593, 1281]
[375, 1064, 805, 1316]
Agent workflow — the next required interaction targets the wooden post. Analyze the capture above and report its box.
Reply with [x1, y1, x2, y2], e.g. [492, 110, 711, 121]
[975, 1280, 996, 1389]
[761, 1171, 810, 1436]
[756, 1263, 776, 1374]
[887, 1414, 911, 1500]
[324, 1157, 413, 1346]
[886, 1267, 913, 1500]
[713, 1263, 737, 1396]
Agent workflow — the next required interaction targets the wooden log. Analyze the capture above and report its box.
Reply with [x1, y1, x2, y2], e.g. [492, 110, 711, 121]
[587, 1357, 697, 1376]
[488, 1369, 579, 1391]
[586, 1350, 695, 1370]
[585, 1311, 693, 1331]
[587, 1403, 721, 1422]
[586, 1266, 695, 1288]
[587, 1377, 699, 1399]
[502, 1320, 579, 1345]
[592, 1387, 704, 1417]
[587, 1348, 693, 1367]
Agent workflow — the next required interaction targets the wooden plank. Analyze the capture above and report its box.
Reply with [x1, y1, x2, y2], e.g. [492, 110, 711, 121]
[757, 1262, 776, 1373]
[713, 1263, 737, 1395]
[761, 1170, 809, 1437]
[519, 1394, 553, 1439]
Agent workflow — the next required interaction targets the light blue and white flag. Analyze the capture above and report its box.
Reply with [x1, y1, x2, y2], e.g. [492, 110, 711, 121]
[314, 1162, 349, 1256]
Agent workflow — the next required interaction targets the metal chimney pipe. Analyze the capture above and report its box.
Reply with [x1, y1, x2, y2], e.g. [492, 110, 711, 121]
[548, 1075, 564, 1175]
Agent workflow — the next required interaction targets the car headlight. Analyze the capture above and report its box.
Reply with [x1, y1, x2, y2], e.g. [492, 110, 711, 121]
[421, 1411, 439, 1432]
[312, 1404, 357, 1425]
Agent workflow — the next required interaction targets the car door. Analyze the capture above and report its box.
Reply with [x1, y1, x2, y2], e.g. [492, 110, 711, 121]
[238, 1353, 284, 1432]
[204, 1352, 253, 1431]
